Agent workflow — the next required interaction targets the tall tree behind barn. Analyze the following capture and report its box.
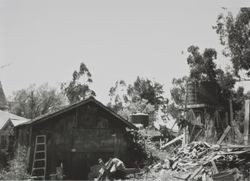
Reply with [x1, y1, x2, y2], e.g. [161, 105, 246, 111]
[15, 97, 137, 180]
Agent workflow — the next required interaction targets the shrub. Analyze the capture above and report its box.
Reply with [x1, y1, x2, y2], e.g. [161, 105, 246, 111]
[126, 129, 159, 167]
[0, 150, 8, 171]
[0, 146, 30, 180]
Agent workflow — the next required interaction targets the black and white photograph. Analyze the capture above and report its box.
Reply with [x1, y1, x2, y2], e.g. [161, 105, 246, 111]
[1, 0, 250, 180]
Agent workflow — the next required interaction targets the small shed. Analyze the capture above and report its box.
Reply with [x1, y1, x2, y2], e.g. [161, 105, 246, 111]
[15, 97, 137, 180]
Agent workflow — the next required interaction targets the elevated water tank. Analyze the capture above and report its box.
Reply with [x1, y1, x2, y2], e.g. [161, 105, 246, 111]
[130, 113, 149, 128]
[187, 81, 223, 106]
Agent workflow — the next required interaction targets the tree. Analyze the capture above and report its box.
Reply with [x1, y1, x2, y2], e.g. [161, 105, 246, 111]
[61, 62, 96, 104]
[170, 76, 188, 106]
[216, 67, 236, 100]
[214, 8, 250, 77]
[166, 76, 188, 119]
[107, 80, 127, 113]
[108, 77, 168, 123]
[187, 45, 218, 81]
[9, 84, 67, 119]
[127, 77, 168, 110]
[186, 45, 238, 99]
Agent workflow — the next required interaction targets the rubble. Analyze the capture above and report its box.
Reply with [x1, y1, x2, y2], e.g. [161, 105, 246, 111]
[145, 142, 250, 181]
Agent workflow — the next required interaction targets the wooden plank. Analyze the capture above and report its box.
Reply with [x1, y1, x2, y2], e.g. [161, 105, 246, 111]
[202, 173, 207, 181]
[189, 166, 203, 180]
[218, 150, 249, 155]
[244, 100, 250, 145]
[229, 100, 235, 141]
[211, 160, 218, 174]
[192, 128, 203, 142]
[216, 126, 231, 145]
[225, 112, 229, 126]
[229, 100, 233, 124]
[161, 134, 184, 149]
[190, 124, 196, 141]
[219, 144, 250, 149]
[182, 127, 189, 146]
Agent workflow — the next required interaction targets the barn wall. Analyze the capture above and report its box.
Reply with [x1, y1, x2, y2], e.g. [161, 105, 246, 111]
[21, 102, 131, 180]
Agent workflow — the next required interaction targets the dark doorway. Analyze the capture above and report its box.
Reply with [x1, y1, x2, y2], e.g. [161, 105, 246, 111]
[69, 152, 114, 180]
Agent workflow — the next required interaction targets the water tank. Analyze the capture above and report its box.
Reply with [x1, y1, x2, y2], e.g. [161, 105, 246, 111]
[130, 113, 149, 128]
[187, 81, 197, 105]
[187, 81, 222, 106]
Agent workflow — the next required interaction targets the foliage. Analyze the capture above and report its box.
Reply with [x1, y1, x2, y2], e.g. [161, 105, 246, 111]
[0, 146, 30, 180]
[107, 80, 127, 113]
[165, 76, 187, 119]
[186, 45, 237, 101]
[117, 99, 155, 121]
[216, 67, 236, 100]
[127, 77, 167, 110]
[0, 150, 8, 171]
[170, 77, 187, 106]
[10, 83, 67, 119]
[187, 45, 218, 82]
[232, 86, 248, 132]
[214, 8, 250, 76]
[61, 62, 96, 104]
[125, 129, 158, 167]
[108, 77, 168, 124]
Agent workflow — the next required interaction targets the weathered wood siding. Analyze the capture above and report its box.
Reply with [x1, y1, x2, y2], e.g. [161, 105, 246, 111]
[16, 101, 131, 180]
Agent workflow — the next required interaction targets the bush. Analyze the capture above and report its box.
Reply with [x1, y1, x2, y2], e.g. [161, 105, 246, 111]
[126, 129, 159, 167]
[0, 146, 30, 180]
[0, 150, 8, 171]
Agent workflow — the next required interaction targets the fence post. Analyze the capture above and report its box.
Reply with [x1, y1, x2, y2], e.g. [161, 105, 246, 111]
[244, 100, 250, 145]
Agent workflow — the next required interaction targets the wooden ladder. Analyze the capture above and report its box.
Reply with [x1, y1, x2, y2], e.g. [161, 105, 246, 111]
[31, 135, 47, 180]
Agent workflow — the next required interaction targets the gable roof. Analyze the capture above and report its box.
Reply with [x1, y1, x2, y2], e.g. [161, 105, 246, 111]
[0, 82, 8, 110]
[0, 110, 29, 130]
[16, 97, 137, 129]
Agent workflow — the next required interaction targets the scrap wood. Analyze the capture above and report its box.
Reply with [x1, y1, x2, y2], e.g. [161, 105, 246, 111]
[161, 134, 184, 149]
[201, 173, 207, 181]
[189, 166, 204, 180]
[210, 160, 218, 174]
[216, 126, 231, 145]
[173, 173, 191, 180]
[189, 124, 196, 141]
[218, 150, 249, 155]
[192, 129, 203, 142]
[218, 144, 250, 149]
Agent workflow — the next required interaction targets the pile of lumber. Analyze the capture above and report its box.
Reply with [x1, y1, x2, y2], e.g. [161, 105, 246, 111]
[152, 142, 250, 180]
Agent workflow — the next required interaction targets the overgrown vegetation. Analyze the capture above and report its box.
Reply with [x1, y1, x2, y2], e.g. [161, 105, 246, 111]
[9, 83, 67, 119]
[126, 130, 160, 167]
[108, 77, 168, 125]
[214, 8, 250, 77]
[61, 62, 96, 104]
[0, 146, 30, 180]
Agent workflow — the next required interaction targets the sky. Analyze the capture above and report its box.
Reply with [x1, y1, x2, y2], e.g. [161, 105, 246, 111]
[0, 0, 249, 104]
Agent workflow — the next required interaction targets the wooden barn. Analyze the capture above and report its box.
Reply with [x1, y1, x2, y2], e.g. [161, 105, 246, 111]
[15, 97, 137, 180]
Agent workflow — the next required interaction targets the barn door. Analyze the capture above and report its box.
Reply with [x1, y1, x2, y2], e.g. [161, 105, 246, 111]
[70, 153, 88, 180]
[69, 152, 114, 180]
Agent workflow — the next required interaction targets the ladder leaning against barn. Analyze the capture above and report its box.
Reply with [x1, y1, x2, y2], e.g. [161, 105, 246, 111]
[31, 135, 47, 180]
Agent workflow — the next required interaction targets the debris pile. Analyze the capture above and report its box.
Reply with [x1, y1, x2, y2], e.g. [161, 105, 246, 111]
[143, 142, 250, 181]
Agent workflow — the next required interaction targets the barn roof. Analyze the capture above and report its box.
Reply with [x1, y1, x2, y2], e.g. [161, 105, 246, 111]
[16, 97, 137, 129]
[0, 110, 29, 130]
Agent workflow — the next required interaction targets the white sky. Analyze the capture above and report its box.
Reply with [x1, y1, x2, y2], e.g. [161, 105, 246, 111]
[0, 0, 249, 104]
